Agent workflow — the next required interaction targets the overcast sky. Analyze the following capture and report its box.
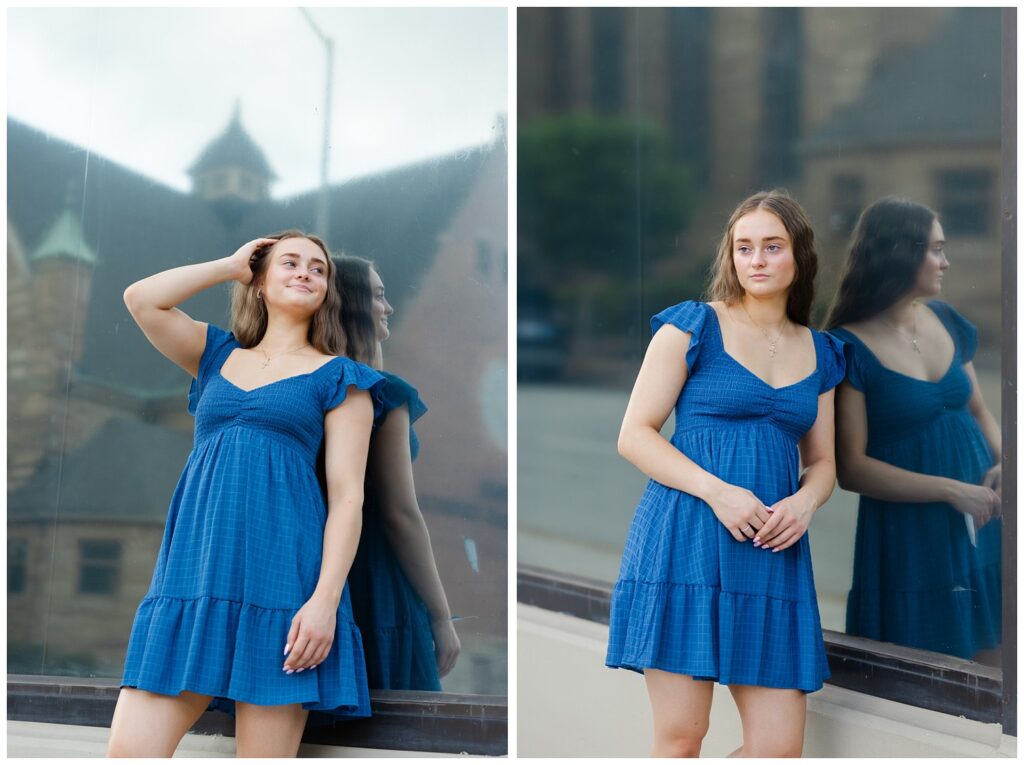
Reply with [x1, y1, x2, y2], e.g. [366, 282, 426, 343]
[8, 7, 507, 197]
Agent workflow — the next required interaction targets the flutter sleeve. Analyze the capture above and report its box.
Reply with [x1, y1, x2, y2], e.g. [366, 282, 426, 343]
[187, 323, 237, 415]
[817, 331, 848, 394]
[827, 329, 865, 392]
[932, 300, 979, 363]
[379, 371, 429, 460]
[650, 300, 709, 373]
[321, 357, 387, 420]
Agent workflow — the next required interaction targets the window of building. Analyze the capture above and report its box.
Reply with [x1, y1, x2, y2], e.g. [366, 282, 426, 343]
[77, 540, 122, 596]
[936, 168, 994, 237]
[9, 539, 27, 595]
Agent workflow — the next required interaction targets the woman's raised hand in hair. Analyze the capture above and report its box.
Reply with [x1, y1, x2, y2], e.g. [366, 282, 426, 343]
[227, 238, 278, 285]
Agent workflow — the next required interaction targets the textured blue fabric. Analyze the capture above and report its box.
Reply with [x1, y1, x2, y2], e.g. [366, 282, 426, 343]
[829, 301, 1000, 659]
[345, 372, 441, 699]
[606, 300, 843, 692]
[122, 323, 385, 717]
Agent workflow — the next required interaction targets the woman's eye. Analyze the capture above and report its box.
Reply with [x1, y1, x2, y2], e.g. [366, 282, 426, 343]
[767, 244, 780, 252]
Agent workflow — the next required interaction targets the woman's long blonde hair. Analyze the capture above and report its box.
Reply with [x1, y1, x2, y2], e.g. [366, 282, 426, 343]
[230, 230, 346, 354]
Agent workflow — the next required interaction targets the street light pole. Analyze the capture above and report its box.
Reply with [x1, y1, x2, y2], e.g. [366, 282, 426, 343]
[299, 8, 334, 240]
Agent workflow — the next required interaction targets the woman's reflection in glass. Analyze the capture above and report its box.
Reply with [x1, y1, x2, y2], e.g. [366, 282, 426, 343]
[825, 197, 1001, 662]
[332, 254, 461, 689]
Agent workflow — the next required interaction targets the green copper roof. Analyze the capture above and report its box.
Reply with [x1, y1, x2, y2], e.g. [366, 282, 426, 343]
[31, 187, 98, 265]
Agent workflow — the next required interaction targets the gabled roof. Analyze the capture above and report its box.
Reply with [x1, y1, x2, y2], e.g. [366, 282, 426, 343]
[187, 104, 277, 180]
[8, 417, 194, 522]
[7, 117, 492, 397]
[31, 185, 98, 265]
[802, 8, 1000, 154]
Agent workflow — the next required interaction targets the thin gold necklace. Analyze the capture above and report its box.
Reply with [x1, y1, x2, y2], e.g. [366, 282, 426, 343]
[255, 341, 311, 369]
[879, 304, 921, 354]
[739, 303, 787, 358]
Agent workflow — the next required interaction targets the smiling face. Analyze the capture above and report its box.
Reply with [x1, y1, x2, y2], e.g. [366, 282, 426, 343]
[912, 218, 949, 297]
[258, 237, 330, 316]
[368, 267, 394, 341]
[731, 207, 797, 298]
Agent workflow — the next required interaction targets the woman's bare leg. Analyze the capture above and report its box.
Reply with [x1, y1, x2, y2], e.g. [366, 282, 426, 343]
[235, 701, 310, 757]
[727, 684, 807, 758]
[106, 687, 213, 757]
[644, 669, 714, 757]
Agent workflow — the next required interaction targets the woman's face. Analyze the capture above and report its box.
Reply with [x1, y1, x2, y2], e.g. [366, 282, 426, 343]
[731, 208, 797, 298]
[912, 218, 949, 297]
[258, 238, 329, 315]
[368, 268, 394, 342]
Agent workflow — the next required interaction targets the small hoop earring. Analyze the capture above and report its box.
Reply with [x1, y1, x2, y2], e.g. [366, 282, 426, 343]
[256, 290, 262, 300]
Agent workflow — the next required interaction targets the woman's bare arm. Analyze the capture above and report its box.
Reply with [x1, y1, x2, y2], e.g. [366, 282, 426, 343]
[835, 381, 959, 502]
[369, 406, 452, 623]
[369, 406, 461, 676]
[618, 325, 771, 542]
[122, 238, 272, 376]
[284, 387, 374, 673]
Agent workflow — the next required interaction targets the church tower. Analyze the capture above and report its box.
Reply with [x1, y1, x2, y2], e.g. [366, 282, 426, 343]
[187, 103, 276, 226]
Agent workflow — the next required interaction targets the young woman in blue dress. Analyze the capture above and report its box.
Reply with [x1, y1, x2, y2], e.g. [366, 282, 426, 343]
[609, 191, 844, 757]
[332, 255, 461, 688]
[825, 197, 1001, 660]
[108, 232, 380, 757]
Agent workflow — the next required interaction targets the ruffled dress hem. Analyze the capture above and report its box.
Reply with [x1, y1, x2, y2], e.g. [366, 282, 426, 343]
[605, 579, 830, 693]
[121, 594, 371, 717]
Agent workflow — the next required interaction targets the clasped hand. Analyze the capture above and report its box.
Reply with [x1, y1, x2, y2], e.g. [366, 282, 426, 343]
[283, 594, 336, 673]
[708, 484, 814, 552]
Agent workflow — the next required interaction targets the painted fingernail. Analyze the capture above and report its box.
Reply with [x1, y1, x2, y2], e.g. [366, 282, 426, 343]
[285, 669, 295, 674]
[284, 644, 291, 655]
[297, 668, 305, 673]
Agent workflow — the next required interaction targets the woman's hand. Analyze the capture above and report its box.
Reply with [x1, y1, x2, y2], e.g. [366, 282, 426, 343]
[754, 493, 818, 552]
[949, 482, 1000, 529]
[227, 238, 278, 285]
[431, 618, 461, 678]
[706, 483, 772, 543]
[283, 594, 337, 673]
[982, 464, 1002, 501]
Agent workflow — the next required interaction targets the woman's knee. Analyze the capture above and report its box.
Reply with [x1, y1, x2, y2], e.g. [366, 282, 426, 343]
[741, 737, 803, 758]
[654, 731, 706, 757]
[653, 717, 710, 757]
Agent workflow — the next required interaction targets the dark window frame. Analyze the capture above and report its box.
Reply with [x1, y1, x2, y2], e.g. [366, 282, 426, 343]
[7, 675, 507, 755]
[77, 539, 122, 596]
[935, 167, 995, 238]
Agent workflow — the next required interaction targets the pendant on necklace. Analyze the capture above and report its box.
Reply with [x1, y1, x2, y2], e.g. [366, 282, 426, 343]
[261, 358, 272, 369]
[768, 341, 777, 358]
[911, 339, 921, 354]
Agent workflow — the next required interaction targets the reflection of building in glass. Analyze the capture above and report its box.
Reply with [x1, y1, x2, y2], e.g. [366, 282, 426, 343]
[7, 111, 507, 692]
[519, 7, 1000, 379]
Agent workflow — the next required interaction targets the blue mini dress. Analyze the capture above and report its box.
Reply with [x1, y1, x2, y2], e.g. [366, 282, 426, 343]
[606, 300, 845, 692]
[121, 323, 385, 718]
[829, 301, 1000, 658]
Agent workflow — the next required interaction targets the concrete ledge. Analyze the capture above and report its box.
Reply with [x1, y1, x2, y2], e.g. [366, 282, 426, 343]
[6, 720, 460, 758]
[518, 604, 1014, 758]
